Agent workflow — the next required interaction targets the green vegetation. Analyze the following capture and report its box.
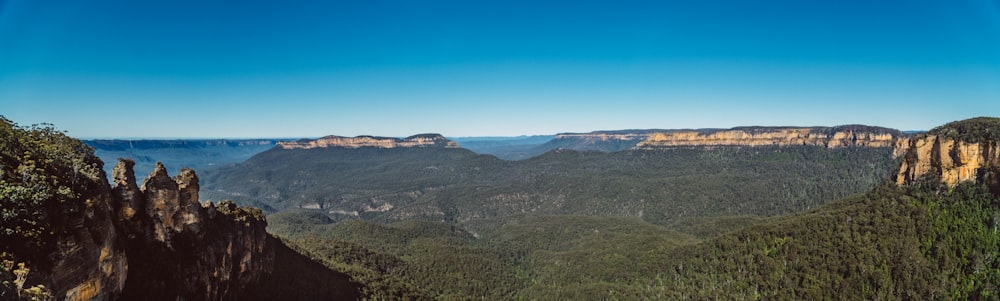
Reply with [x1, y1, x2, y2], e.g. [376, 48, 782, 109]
[268, 176, 1000, 300]
[270, 213, 519, 300]
[204, 145, 898, 235]
[651, 179, 999, 299]
[928, 117, 1000, 143]
[0, 117, 105, 267]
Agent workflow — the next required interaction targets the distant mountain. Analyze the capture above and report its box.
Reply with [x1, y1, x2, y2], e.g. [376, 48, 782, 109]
[84, 139, 292, 180]
[451, 135, 555, 160]
[516, 125, 907, 159]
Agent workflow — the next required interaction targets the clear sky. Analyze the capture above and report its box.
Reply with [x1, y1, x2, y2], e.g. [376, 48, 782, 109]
[1, 0, 998, 138]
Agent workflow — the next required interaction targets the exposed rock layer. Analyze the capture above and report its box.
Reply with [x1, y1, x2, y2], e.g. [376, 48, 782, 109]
[895, 135, 1000, 193]
[278, 134, 459, 149]
[636, 127, 899, 149]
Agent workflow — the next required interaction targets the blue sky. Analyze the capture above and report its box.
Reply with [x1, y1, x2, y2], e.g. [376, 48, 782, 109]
[1, 0, 998, 138]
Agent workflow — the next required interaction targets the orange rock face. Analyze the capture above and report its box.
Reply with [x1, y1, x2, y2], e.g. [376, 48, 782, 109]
[636, 129, 897, 148]
[895, 135, 1000, 188]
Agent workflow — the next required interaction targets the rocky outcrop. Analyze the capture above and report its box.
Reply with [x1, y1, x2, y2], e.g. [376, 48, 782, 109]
[19, 159, 359, 300]
[278, 134, 459, 149]
[636, 126, 901, 149]
[895, 135, 1000, 192]
[112, 161, 273, 300]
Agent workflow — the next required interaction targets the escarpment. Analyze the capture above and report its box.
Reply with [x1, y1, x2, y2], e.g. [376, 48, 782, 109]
[278, 133, 459, 149]
[636, 126, 901, 149]
[895, 118, 1000, 193]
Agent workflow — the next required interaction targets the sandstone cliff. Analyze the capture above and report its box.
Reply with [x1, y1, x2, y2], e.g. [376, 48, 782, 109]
[894, 118, 1000, 193]
[636, 126, 901, 149]
[278, 134, 459, 149]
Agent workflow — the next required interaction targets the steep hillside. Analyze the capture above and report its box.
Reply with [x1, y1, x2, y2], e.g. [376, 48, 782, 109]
[0, 118, 361, 300]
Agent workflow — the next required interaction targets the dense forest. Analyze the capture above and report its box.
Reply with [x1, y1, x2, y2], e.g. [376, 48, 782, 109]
[202, 144, 899, 234]
[266, 179, 999, 300]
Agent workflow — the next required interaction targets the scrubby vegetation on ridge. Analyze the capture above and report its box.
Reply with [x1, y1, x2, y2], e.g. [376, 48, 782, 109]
[0, 117, 105, 263]
[927, 117, 1000, 143]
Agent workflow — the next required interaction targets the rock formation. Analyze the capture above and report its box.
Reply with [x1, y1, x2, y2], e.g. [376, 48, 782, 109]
[278, 134, 459, 149]
[46, 164, 128, 301]
[112, 160, 273, 300]
[636, 126, 900, 149]
[14, 158, 360, 300]
[894, 118, 1000, 194]
[895, 135, 1000, 193]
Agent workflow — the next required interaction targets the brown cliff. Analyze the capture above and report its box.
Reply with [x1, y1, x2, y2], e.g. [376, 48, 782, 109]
[636, 126, 901, 149]
[894, 118, 1000, 194]
[895, 136, 1000, 193]
[278, 134, 459, 149]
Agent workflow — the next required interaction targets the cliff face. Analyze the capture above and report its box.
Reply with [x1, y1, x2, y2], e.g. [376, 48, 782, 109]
[895, 135, 1000, 193]
[46, 164, 128, 301]
[636, 127, 899, 149]
[278, 134, 459, 149]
